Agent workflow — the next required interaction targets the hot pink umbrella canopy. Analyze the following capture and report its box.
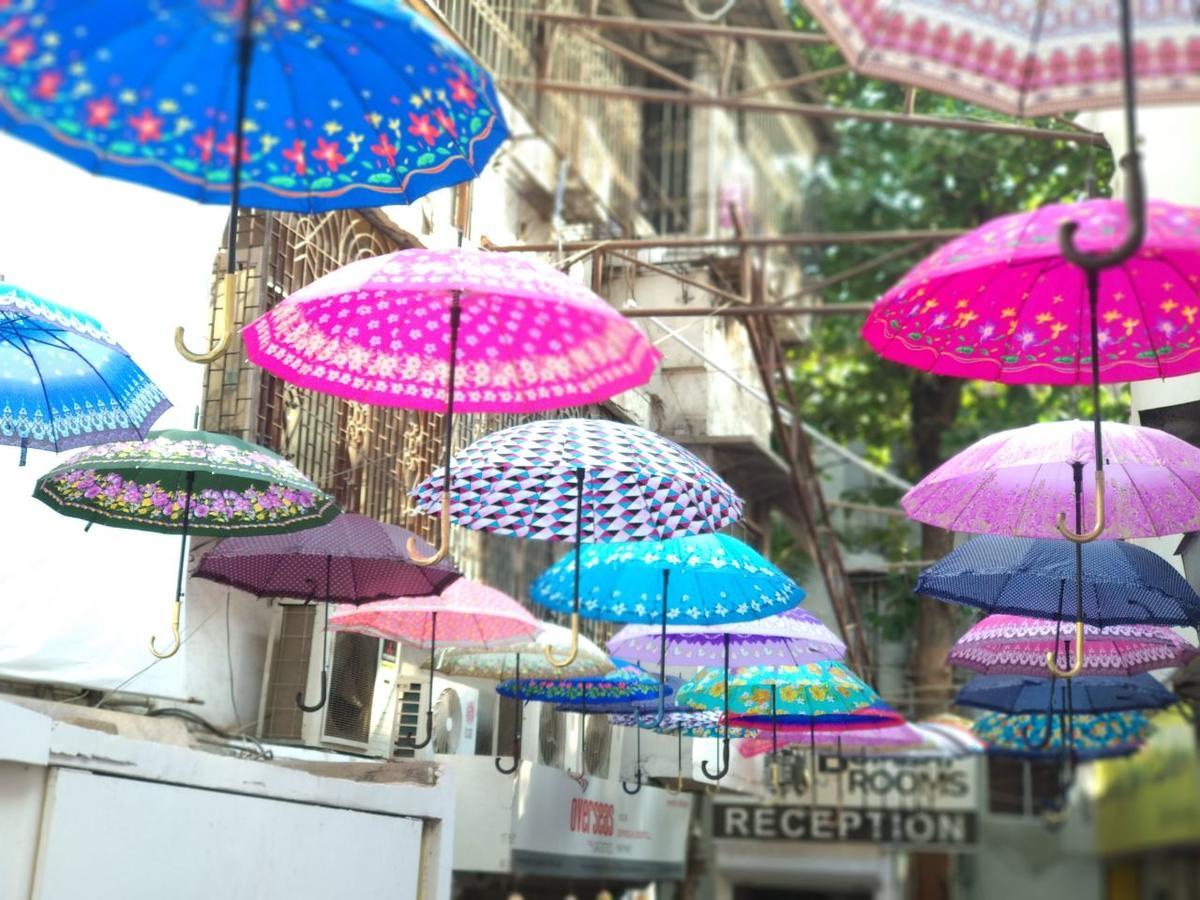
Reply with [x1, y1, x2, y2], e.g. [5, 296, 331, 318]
[329, 578, 538, 647]
[949, 614, 1197, 677]
[242, 247, 660, 412]
[903, 420, 1200, 540]
[862, 200, 1200, 386]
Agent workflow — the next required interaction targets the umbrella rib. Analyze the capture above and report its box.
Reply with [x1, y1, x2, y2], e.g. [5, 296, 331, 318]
[21, 325, 142, 428]
[1152, 251, 1200, 381]
[9, 326, 63, 453]
[1119, 264, 1172, 383]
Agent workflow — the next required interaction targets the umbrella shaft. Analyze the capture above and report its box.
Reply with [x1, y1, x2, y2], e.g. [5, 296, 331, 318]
[226, 0, 255, 277]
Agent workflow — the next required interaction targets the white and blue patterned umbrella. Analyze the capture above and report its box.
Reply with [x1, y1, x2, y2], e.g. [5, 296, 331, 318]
[0, 283, 168, 463]
[412, 418, 742, 542]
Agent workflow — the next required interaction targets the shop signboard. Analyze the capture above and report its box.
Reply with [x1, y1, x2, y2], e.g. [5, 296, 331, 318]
[714, 755, 981, 850]
[510, 766, 693, 880]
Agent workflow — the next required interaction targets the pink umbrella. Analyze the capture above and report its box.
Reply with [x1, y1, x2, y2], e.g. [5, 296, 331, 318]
[243, 247, 660, 566]
[739, 722, 925, 759]
[862, 199, 1200, 387]
[330, 578, 538, 749]
[949, 614, 1198, 677]
[903, 419, 1200, 542]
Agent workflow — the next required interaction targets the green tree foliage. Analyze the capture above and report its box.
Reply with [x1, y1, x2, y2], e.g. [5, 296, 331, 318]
[785, 9, 1127, 705]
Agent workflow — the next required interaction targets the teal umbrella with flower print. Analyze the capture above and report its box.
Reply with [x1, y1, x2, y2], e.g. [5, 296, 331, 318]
[34, 428, 339, 658]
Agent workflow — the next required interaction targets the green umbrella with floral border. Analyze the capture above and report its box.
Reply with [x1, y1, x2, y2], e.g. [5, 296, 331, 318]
[34, 428, 339, 658]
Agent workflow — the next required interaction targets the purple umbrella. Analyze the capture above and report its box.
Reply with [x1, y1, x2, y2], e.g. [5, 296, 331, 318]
[194, 512, 460, 713]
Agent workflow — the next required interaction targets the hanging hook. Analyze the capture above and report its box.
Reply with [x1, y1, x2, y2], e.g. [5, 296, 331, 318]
[548, 467, 587, 668]
[623, 722, 644, 795]
[1046, 624, 1086, 678]
[1055, 473, 1105, 544]
[150, 601, 182, 659]
[397, 612, 437, 750]
[496, 654, 523, 774]
[1024, 711, 1058, 750]
[622, 768, 643, 795]
[177, 274, 237, 363]
[407, 499, 452, 566]
[297, 595, 331, 712]
[639, 569, 670, 729]
[701, 632, 731, 780]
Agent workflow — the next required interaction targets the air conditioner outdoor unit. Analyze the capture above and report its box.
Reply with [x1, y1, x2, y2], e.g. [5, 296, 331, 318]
[393, 677, 479, 759]
[257, 602, 398, 757]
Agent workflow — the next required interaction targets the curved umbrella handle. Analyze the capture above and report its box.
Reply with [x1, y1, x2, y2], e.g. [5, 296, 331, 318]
[1023, 713, 1057, 750]
[408, 493, 452, 567]
[701, 739, 730, 781]
[1055, 471, 1105, 544]
[495, 739, 521, 775]
[545, 612, 580, 668]
[149, 602, 182, 659]
[296, 670, 328, 713]
[398, 710, 434, 751]
[622, 769, 643, 795]
[1046, 622, 1086, 678]
[176, 273, 237, 364]
[1058, 154, 1145, 272]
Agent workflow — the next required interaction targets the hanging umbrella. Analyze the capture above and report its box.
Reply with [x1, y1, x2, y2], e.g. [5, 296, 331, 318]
[676, 657, 898, 782]
[903, 422, 1200, 542]
[916, 536, 1200, 629]
[330, 579, 538, 750]
[803, 0, 1200, 118]
[411, 417, 739, 663]
[0, 0, 508, 362]
[607, 606, 845, 668]
[972, 711, 1153, 761]
[248, 265, 663, 574]
[34, 428, 338, 657]
[498, 666, 665, 781]
[533, 533, 801, 720]
[193, 512, 460, 711]
[0, 283, 169, 464]
[738, 721, 926, 759]
[428, 623, 614, 775]
[949, 613, 1198, 678]
[955, 673, 1176, 715]
[608, 707, 756, 796]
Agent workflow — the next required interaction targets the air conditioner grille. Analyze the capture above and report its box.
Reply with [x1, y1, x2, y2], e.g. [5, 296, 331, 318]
[538, 704, 563, 767]
[260, 605, 314, 742]
[584, 714, 611, 777]
[322, 631, 379, 744]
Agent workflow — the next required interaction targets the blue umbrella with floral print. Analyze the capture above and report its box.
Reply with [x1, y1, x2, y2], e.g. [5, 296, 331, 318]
[0, 283, 170, 464]
[0, 0, 507, 362]
[531, 533, 802, 726]
[34, 428, 339, 658]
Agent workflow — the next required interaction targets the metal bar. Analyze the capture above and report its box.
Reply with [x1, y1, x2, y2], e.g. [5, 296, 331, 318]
[502, 79, 1110, 145]
[608, 250, 747, 307]
[483, 229, 966, 253]
[783, 241, 931, 301]
[530, 11, 833, 45]
[571, 28, 706, 94]
[735, 65, 851, 100]
[623, 303, 872, 317]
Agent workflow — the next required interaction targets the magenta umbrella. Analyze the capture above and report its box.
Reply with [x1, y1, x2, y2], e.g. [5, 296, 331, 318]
[330, 579, 538, 748]
[903, 419, 1200, 542]
[243, 248, 661, 567]
[194, 512, 460, 712]
[949, 614, 1198, 678]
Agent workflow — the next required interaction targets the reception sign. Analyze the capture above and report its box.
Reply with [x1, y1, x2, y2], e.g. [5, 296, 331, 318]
[510, 766, 693, 880]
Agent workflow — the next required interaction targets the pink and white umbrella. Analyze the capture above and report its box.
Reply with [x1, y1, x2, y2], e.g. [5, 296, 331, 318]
[903, 420, 1200, 542]
[949, 614, 1198, 678]
[330, 578, 538, 749]
[243, 247, 660, 566]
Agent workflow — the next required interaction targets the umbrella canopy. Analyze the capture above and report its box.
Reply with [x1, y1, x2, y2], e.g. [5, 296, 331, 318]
[677, 662, 897, 727]
[609, 709, 755, 739]
[973, 711, 1153, 760]
[243, 252, 659, 413]
[328, 578, 538, 648]
[413, 418, 741, 541]
[950, 614, 1198, 677]
[956, 673, 1176, 715]
[194, 512, 459, 602]
[607, 607, 845, 668]
[496, 667, 663, 707]
[33, 428, 338, 535]
[429, 623, 614, 680]
[0, 283, 169, 457]
[903, 421, 1200, 541]
[0, 1, 507, 213]
[803, 0, 1200, 118]
[863, 204, 1200, 384]
[532, 534, 802, 626]
[916, 536, 1200, 629]
[555, 674, 685, 714]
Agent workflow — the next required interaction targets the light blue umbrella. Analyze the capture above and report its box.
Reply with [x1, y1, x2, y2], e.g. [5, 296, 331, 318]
[0, 284, 168, 463]
[532, 533, 803, 726]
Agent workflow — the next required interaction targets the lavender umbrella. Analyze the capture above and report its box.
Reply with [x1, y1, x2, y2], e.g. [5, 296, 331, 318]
[949, 614, 1199, 677]
[194, 512, 460, 712]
